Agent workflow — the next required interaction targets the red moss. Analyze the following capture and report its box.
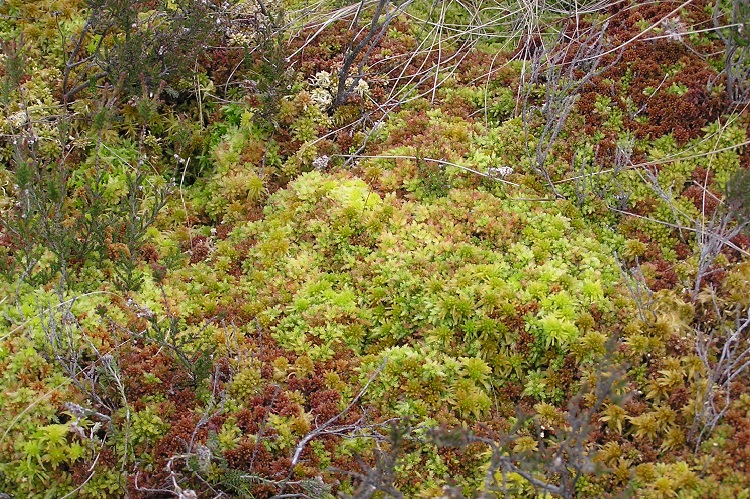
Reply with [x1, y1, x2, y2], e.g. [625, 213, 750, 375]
[668, 387, 690, 411]
[117, 341, 203, 410]
[223, 438, 295, 497]
[572, 0, 727, 146]
[200, 47, 245, 87]
[702, 265, 727, 289]
[674, 242, 691, 260]
[185, 235, 211, 264]
[649, 259, 678, 291]
[139, 244, 160, 264]
[71, 448, 117, 486]
[624, 399, 646, 417]
[224, 439, 273, 472]
[724, 233, 750, 263]
[559, 354, 581, 395]
[308, 388, 342, 420]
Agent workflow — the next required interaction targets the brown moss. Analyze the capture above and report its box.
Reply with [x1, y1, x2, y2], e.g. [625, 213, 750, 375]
[668, 387, 690, 412]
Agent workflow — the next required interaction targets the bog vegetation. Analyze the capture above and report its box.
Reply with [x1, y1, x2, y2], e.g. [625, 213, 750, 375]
[0, 0, 749, 497]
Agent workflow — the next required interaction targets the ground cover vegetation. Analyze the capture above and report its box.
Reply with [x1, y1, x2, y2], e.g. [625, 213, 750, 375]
[0, 0, 749, 496]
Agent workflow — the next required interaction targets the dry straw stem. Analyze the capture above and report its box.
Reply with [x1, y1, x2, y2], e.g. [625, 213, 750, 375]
[429, 358, 626, 499]
[557, 108, 750, 187]
[519, 17, 616, 198]
[601, 107, 750, 285]
[342, 153, 522, 186]
[0, 327, 133, 448]
[268, 358, 391, 498]
[302, 0, 705, 190]
[280, 0, 749, 194]
[691, 296, 750, 449]
[712, 0, 750, 105]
